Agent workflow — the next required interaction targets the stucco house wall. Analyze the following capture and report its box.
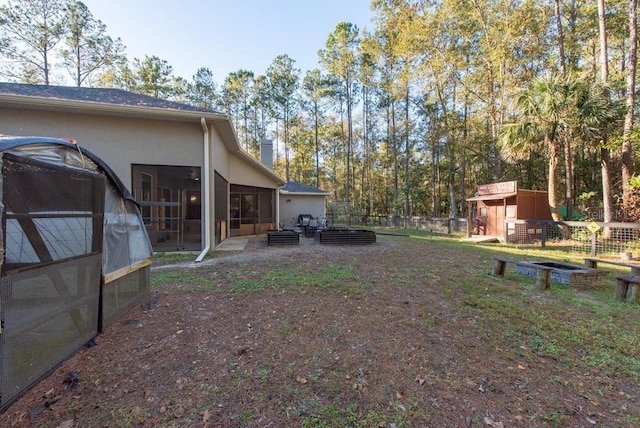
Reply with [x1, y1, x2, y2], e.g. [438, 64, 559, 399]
[0, 108, 204, 186]
[228, 154, 278, 188]
[278, 181, 329, 228]
[280, 195, 326, 228]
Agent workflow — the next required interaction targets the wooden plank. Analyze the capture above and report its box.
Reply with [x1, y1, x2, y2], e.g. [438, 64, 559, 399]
[515, 261, 553, 290]
[616, 277, 631, 300]
[536, 267, 552, 290]
[584, 258, 640, 275]
[627, 283, 639, 303]
[103, 258, 153, 285]
[615, 275, 640, 302]
[492, 257, 512, 276]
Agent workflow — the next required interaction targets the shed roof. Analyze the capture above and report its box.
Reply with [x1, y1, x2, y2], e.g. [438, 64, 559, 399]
[280, 181, 330, 195]
[466, 192, 518, 202]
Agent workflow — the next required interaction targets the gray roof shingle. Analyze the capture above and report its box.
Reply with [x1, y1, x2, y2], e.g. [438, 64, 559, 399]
[0, 82, 221, 114]
[281, 181, 329, 194]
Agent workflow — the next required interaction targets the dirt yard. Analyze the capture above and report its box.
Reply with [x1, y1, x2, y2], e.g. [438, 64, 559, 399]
[2, 233, 639, 427]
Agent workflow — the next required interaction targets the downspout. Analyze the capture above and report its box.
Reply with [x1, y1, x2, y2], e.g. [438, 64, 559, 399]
[196, 117, 210, 262]
[276, 186, 282, 229]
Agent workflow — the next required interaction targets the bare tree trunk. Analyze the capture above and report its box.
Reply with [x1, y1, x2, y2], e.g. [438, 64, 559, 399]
[553, 0, 567, 77]
[549, 138, 571, 238]
[564, 138, 573, 221]
[622, 0, 638, 204]
[548, 139, 562, 222]
[554, 0, 572, 221]
[346, 76, 353, 226]
[404, 82, 410, 227]
[599, 0, 613, 237]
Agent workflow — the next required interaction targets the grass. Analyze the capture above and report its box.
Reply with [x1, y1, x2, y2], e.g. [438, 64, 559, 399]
[145, 231, 640, 426]
[395, 231, 640, 376]
[229, 265, 366, 295]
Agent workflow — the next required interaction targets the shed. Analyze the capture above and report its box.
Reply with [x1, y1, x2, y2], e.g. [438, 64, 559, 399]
[466, 180, 551, 240]
[279, 181, 330, 228]
[0, 135, 152, 410]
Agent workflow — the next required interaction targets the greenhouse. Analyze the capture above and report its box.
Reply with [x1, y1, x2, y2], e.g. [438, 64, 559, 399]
[0, 135, 152, 410]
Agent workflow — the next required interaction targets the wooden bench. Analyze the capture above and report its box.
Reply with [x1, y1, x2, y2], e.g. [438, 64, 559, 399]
[584, 257, 640, 275]
[615, 275, 640, 304]
[492, 257, 552, 290]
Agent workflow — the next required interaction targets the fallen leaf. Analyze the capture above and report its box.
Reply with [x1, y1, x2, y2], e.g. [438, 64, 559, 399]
[55, 420, 74, 428]
[174, 406, 185, 418]
[296, 376, 308, 384]
[517, 364, 526, 370]
[202, 409, 210, 423]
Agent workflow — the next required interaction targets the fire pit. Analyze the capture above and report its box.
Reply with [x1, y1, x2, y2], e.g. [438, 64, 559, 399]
[516, 260, 608, 289]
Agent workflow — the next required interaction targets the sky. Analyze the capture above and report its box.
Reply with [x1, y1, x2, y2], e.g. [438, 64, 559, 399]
[81, 0, 376, 84]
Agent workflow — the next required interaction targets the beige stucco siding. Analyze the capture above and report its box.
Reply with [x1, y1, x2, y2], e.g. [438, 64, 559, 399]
[209, 124, 230, 179]
[0, 108, 204, 187]
[279, 194, 326, 227]
[228, 154, 281, 188]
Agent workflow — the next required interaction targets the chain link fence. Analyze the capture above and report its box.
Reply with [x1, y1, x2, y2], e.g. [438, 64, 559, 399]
[330, 213, 640, 259]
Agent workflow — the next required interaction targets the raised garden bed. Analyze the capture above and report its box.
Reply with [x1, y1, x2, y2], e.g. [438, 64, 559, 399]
[267, 229, 299, 246]
[315, 228, 376, 245]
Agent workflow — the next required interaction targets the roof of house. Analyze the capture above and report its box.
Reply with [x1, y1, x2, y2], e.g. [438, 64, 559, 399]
[280, 181, 330, 195]
[0, 82, 221, 114]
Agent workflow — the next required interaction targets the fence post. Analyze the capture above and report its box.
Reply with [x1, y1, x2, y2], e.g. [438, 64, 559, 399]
[540, 222, 546, 248]
[591, 232, 597, 256]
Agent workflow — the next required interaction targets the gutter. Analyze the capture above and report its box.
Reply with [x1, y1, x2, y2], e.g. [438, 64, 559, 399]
[195, 117, 210, 262]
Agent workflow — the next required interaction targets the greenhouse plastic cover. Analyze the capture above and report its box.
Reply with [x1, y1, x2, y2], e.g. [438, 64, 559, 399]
[0, 136, 152, 277]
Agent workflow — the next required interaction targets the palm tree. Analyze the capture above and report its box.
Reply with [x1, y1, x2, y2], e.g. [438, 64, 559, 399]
[500, 75, 619, 232]
[500, 74, 572, 224]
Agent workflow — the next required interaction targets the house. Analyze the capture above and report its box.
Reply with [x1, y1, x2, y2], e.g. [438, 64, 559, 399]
[0, 82, 285, 256]
[279, 181, 330, 228]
